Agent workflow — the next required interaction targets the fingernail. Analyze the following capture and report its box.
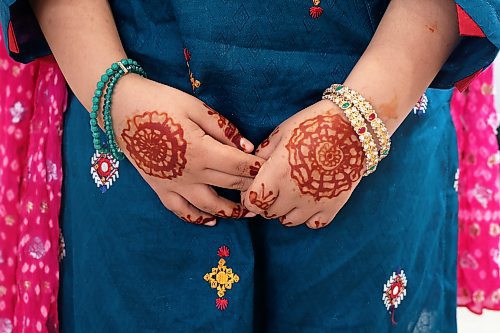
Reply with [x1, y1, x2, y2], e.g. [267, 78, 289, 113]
[239, 137, 254, 153]
[203, 217, 217, 226]
[244, 211, 257, 218]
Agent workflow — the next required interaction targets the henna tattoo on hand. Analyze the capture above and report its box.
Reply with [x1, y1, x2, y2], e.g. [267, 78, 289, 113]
[286, 114, 364, 201]
[204, 103, 244, 150]
[121, 111, 187, 179]
[216, 206, 249, 219]
[248, 183, 277, 210]
[249, 161, 262, 177]
[181, 215, 216, 225]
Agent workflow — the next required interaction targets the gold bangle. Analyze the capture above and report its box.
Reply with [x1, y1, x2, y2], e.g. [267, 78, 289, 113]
[322, 93, 379, 175]
[325, 84, 391, 160]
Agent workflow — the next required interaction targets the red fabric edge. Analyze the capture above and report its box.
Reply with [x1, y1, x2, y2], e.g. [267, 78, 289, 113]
[454, 68, 483, 92]
[455, 4, 486, 38]
[7, 21, 19, 54]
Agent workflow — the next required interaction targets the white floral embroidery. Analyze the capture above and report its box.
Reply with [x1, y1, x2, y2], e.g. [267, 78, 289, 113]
[9, 101, 25, 124]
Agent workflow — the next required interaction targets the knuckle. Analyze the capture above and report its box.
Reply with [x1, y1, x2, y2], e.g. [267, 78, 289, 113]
[229, 178, 246, 190]
[236, 161, 248, 175]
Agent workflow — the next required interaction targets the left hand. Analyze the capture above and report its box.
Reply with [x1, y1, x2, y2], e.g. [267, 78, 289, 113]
[242, 100, 366, 229]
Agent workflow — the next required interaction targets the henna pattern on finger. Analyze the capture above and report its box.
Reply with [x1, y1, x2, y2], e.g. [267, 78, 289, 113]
[263, 211, 277, 219]
[121, 111, 187, 179]
[181, 214, 216, 225]
[256, 128, 280, 153]
[204, 103, 244, 150]
[286, 114, 364, 201]
[248, 183, 278, 210]
[249, 161, 262, 177]
[216, 206, 249, 219]
[279, 215, 293, 226]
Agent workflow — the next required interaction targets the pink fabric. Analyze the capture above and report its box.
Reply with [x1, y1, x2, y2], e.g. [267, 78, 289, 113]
[0, 33, 66, 332]
[451, 65, 500, 314]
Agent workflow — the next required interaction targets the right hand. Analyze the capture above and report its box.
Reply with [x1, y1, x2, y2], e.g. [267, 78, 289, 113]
[110, 75, 264, 226]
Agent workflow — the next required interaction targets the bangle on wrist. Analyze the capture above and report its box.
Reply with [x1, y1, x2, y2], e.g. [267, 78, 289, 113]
[322, 92, 379, 175]
[326, 84, 391, 159]
[89, 58, 147, 193]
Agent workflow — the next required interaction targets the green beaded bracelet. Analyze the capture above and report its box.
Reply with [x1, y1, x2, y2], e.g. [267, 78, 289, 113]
[102, 64, 146, 160]
[89, 59, 146, 193]
[89, 58, 146, 155]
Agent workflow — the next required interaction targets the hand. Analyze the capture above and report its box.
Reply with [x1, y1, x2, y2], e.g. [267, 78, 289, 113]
[242, 100, 365, 229]
[111, 75, 264, 226]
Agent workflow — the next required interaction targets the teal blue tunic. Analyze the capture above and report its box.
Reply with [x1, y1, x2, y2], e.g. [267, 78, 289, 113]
[2, 1, 499, 332]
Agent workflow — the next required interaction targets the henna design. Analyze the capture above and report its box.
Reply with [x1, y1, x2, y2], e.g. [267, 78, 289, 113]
[286, 114, 364, 201]
[204, 103, 243, 150]
[263, 211, 277, 219]
[216, 206, 249, 219]
[256, 128, 280, 153]
[121, 111, 187, 179]
[248, 183, 277, 210]
[181, 214, 216, 225]
[279, 216, 293, 226]
[249, 161, 262, 177]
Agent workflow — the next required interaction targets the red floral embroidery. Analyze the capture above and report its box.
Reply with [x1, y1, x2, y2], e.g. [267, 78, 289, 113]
[216, 298, 229, 311]
[217, 245, 230, 258]
[309, 0, 323, 19]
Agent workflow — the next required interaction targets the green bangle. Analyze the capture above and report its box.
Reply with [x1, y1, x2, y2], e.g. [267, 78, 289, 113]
[102, 63, 146, 160]
[89, 59, 145, 154]
[89, 59, 146, 193]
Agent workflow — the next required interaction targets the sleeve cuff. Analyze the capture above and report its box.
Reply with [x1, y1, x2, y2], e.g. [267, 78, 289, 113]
[430, 2, 499, 91]
[1, 0, 51, 63]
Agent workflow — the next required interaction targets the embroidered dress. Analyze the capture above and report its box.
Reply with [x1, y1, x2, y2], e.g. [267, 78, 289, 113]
[0, 32, 66, 333]
[1, 1, 499, 332]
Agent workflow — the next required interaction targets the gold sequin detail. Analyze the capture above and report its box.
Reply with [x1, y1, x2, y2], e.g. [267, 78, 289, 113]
[204, 258, 240, 298]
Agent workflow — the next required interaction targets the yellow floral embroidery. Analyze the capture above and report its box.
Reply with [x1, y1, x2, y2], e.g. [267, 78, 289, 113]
[183, 48, 202, 92]
[204, 258, 240, 298]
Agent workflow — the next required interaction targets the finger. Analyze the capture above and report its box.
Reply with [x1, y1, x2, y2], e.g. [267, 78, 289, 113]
[201, 169, 254, 191]
[189, 102, 254, 152]
[305, 211, 333, 229]
[159, 191, 217, 226]
[279, 207, 318, 227]
[255, 127, 282, 159]
[183, 185, 255, 219]
[204, 140, 264, 177]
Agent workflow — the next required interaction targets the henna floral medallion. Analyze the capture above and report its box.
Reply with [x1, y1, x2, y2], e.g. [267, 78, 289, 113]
[204, 246, 240, 311]
[121, 111, 187, 179]
[286, 114, 363, 201]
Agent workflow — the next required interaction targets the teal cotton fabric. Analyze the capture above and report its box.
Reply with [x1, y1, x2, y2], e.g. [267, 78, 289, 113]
[1, 1, 499, 332]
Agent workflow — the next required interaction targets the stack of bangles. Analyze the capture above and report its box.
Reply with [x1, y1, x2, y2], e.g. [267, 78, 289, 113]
[89, 58, 147, 192]
[322, 84, 391, 176]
